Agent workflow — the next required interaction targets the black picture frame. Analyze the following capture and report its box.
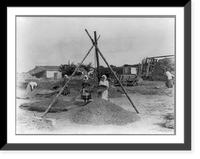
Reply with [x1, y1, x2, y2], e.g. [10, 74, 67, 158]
[2, 1, 191, 151]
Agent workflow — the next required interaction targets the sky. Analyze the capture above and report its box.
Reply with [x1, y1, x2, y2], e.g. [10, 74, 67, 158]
[16, 16, 175, 73]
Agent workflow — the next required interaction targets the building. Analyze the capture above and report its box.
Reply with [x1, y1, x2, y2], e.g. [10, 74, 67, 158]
[123, 64, 138, 75]
[29, 66, 62, 79]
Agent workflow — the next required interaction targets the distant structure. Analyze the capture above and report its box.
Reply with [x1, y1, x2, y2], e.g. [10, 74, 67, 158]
[29, 66, 62, 79]
[123, 64, 138, 75]
[139, 55, 174, 77]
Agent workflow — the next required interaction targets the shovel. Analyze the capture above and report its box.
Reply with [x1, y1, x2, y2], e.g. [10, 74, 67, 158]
[33, 114, 57, 127]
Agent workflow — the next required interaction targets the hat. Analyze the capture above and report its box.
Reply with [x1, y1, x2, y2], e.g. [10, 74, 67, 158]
[83, 75, 88, 80]
[102, 75, 107, 80]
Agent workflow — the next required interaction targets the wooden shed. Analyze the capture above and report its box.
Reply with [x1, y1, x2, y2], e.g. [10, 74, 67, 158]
[29, 66, 62, 79]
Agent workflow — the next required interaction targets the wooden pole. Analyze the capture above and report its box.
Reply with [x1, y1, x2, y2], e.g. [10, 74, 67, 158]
[85, 29, 139, 113]
[41, 44, 95, 118]
[94, 31, 100, 82]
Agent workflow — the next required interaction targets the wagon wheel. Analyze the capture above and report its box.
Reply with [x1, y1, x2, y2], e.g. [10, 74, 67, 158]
[131, 78, 137, 86]
[134, 80, 139, 86]
[113, 79, 118, 86]
[124, 80, 128, 87]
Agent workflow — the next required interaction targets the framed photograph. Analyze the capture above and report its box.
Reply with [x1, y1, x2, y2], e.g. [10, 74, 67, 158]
[3, 1, 191, 150]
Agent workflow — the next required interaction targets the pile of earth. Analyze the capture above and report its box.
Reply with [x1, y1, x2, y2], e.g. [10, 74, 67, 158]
[68, 99, 140, 125]
[16, 89, 59, 99]
[19, 98, 75, 113]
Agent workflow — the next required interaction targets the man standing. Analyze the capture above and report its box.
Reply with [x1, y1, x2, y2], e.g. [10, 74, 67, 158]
[165, 68, 174, 88]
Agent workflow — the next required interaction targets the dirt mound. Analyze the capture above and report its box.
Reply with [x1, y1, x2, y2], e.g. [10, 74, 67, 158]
[20, 98, 74, 113]
[69, 99, 140, 125]
[17, 89, 59, 100]
[17, 89, 39, 99]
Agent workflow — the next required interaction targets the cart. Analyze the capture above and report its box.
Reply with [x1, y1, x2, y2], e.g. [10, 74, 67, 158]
[114, 74, 137, 86]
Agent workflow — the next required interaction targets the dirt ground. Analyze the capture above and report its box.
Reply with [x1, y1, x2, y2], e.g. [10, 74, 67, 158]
[16, 81, 174, 134]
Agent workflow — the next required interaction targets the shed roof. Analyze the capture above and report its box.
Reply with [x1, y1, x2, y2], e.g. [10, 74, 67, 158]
[123, 64, 139, 67]
[29, 66, 60, 75]
[36, 66, 60, 71]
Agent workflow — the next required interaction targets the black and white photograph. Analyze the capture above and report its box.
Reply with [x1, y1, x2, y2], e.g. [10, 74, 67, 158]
[16, 16, 175, 135]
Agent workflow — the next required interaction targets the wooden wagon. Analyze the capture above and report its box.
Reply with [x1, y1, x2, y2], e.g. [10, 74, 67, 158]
[114, 74, 138, 86]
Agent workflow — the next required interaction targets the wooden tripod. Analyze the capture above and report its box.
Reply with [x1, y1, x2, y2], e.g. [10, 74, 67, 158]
[38, 29, 139, 120]
[85, 29, 139, 114]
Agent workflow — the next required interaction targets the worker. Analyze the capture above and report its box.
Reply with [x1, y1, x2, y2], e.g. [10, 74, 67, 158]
[63, 74, 69, 85]
[99, 75, 109, 100]
[62, 74, 70, 96]
[81, 75, 91, 105]
[165, 68, 174, 88]
[26, 81, 37, 92]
